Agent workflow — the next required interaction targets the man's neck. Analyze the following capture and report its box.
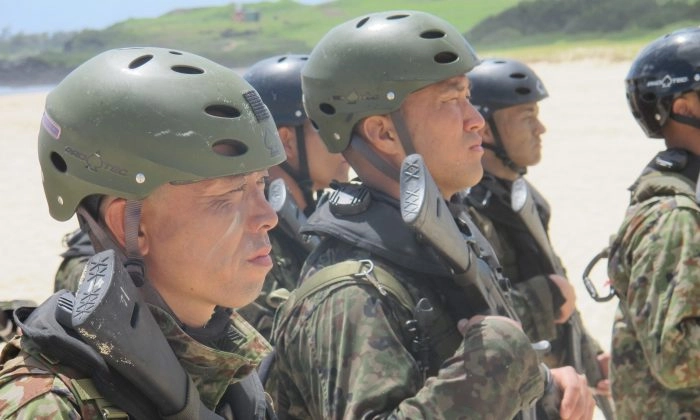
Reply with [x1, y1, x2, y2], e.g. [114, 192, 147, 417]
[482, 158, 520, 181]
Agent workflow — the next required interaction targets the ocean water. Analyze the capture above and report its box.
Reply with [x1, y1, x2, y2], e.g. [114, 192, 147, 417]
[0, 84, 56, 96]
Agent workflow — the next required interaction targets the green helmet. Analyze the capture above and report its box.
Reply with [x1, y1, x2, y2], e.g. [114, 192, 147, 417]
[302, 10, 479, 153]
[39, 47, 285, 221]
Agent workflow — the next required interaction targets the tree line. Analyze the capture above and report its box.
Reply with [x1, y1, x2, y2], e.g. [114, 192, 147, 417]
[467, 0, 700, 45]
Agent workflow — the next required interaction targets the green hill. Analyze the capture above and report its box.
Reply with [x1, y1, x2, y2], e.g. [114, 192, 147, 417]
[0, 0, 697, 85]
[468, 0, 700, 61]
[0, 0, 521, 84]
[55, 0, 523, 66]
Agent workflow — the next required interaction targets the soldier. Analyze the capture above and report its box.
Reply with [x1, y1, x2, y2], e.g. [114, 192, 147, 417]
[53, 227, 94, 292]
[238, 54, 350, 339]
[268, 10, 594, 419]
[0, 47, 284, 418]
[606, 27, 700, 418]
[456, 58, 611, 397]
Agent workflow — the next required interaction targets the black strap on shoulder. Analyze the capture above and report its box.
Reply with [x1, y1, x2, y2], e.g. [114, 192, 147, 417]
[220, 373, 277, 420]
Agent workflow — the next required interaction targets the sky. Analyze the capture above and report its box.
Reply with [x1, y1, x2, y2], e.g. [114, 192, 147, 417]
[0, 0, 326, 34]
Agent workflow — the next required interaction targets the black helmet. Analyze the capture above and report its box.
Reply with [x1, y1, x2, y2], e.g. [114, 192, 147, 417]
[468, 58, 548, 119]
[467, 58, 548, 175]
[244, 54, 308, 127]
[626, 27, 700, 138]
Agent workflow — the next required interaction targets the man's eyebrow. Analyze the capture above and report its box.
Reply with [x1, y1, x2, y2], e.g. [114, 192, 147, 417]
[441, 79, 469, 94]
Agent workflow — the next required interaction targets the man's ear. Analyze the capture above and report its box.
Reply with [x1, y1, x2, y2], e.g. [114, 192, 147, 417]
[103, 197, 150, 255]
[102, 197, 128, 249]
[277, 126, 299, 170]
[672, 95, 692, 117]
[358, 115, 403, 155]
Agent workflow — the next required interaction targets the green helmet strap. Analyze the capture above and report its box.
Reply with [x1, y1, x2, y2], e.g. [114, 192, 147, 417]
[124, 200, 145, 286]
[350, 135, 400, 181]
[76, 202, 145, 287]
[390, 110, 416, 157]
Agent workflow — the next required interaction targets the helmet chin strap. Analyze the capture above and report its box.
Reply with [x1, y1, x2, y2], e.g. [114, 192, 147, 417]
[348, 109, 420, 184]
[483, 118, 527, 176]
[279, 125, 318, 215]
[348, 110, 417, 183]
[390, 110, 416, 157]
[76, 200, 145, 286]
[123, 200, 145, 286]
[670, 112, 700, 131]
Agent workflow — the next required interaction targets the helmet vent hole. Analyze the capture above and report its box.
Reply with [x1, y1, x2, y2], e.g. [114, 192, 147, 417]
[50, 152, 68, 173]
[206, 104, 242, 118]
[129, 55, 153, 69]
[510, 72, 526, 80]
[356, 17, 370, 28]
[434, 52, 458, 64]
[172, 65, 204, 74]
[420, 30, 445, 39]
[277, 56, 288, 63]
[387, 14, 409, 20]
[169, 51, 183, 55]
[310, 119, 320, 131]
[515, 87, 531, 95]
[212, 139, 248, 157]
[319, 103, 336, 115]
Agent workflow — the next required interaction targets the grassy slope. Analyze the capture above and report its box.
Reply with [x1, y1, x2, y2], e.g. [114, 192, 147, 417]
[2, 0, 697, 85]
[59, 0, 522, 67]
[478, 19, 700, 62]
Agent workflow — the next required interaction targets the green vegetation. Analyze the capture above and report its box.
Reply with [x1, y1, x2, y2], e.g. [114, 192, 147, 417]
[0, 0, 697, 85]
[469, 0, 700, 53]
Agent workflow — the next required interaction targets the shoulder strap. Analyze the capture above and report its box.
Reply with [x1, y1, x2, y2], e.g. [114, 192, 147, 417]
[633, 170, 696, 203]
[70, 378, 129, 419]
[294, 260, 415, 313]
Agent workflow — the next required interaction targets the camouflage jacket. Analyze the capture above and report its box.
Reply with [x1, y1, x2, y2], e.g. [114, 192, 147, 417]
[237, 226, 309, 340]
[268, 185, 546, 419]
[0, 292, 272, 419]
[54, 228, 95, 293]
[462, 174, 603, 368]
[607, 149, 700, 418]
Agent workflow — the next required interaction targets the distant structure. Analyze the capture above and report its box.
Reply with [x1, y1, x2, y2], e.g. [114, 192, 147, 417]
[234, 4, 260, 22]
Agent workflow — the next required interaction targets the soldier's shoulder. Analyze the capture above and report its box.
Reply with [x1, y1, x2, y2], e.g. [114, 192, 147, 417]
[0, 351, 80, 418]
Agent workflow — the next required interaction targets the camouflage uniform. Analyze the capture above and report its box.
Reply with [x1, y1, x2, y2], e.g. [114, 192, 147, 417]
[0, 292, 272, 418]
[463, 175, 603, 369]
[237, 227, 309, 339]
[607, 150, 700, 418]
[54, 228, 94, 292]
[268, 185, 547, 419]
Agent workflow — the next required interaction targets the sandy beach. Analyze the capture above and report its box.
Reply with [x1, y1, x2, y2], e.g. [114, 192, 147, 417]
[1, 60, 663, 417]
